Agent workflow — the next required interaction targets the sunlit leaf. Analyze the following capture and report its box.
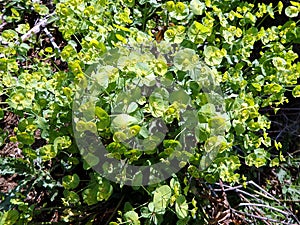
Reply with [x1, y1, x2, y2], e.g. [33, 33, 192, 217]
[153, 185, 172, 213]
[285, 6, 299, 17]
[62, 174, 80, 190]
[175, 195, 188, 219]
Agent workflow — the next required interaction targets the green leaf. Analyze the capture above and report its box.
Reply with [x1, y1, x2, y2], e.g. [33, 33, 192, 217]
[16, 23, 30, 34]
[153, 185, 172, 213]
[82, 187, 98, 206]
[188, 21, 211, 44]
[292, 85, 300, 97]
[111, 114, 139, 131]
[123, 211, 140, 225]
[264, 83, 283, 94]
[204, 46, 226, 66]
[175, 195, 189, 219]
[76, 120, 88, 132]
[17, 132, 35, 145]
[62, 174, 80, 190]
[39, 145, 57, 161]
[208, 116, 227, 135]
[141, 206, 152, 218]
[33, 3, 49, 15]
[18, 118, 31, 132]
[190, 0, 205, 15]
[0, 109, 4, 120]
[0, 210, 19, 225]
[22, 148, 37, 160]
[149, 88, 169, 117]
[92, 66, 117, 89]
[127, 102, 139, 113]
[270, 158, 280, 167]
[85, 121, 98, 134]
[129, 125, 141, 137]
[198, 103, 216, 122]
[285, 6, 299, 18]
[63, 190, 80, 204]
[245, 149, 269, 167]
[96, 179, 113, 201]
[83, 153, 100, 169]
[199, 136, 227, 170]
[278, 1, 284, 14]
[232, 120, 245, 136]
[170, 89, 190, 105]
[174, 48, 199, 71]
[204, 136, 227, 153]
[1, 29, 18, 42]
[272, 57, 286, 70]
[95, 106, 109, 120]
[54, 136, 71, 150]
[196, 123, 210, 142]
[169, 2, 189, 20]
[82, 180, 113, 205]
[34, 116, 49, 139]
[170, 177, 181, 196]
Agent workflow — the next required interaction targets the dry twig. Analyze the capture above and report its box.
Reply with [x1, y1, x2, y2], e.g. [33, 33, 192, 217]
[16, 12, 56, 44]
[43, 27, 60, 52]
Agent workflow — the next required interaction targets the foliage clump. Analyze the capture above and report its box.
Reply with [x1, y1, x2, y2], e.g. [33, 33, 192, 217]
[0, 0, 300, 224]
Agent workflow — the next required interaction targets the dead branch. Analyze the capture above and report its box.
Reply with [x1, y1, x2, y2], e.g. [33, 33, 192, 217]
[16, 12, 56, 44]
[44, 27, 60, 52]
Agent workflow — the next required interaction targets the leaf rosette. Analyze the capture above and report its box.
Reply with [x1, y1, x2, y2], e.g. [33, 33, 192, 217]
[72, 40, 228, 186]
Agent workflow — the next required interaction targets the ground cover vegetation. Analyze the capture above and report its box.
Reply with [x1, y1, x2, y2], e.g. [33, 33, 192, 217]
[0, 0, 300, 224]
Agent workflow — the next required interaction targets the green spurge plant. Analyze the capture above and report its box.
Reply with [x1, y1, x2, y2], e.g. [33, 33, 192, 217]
[72, 39, 229, 188]
[0, 0, 300, 224]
